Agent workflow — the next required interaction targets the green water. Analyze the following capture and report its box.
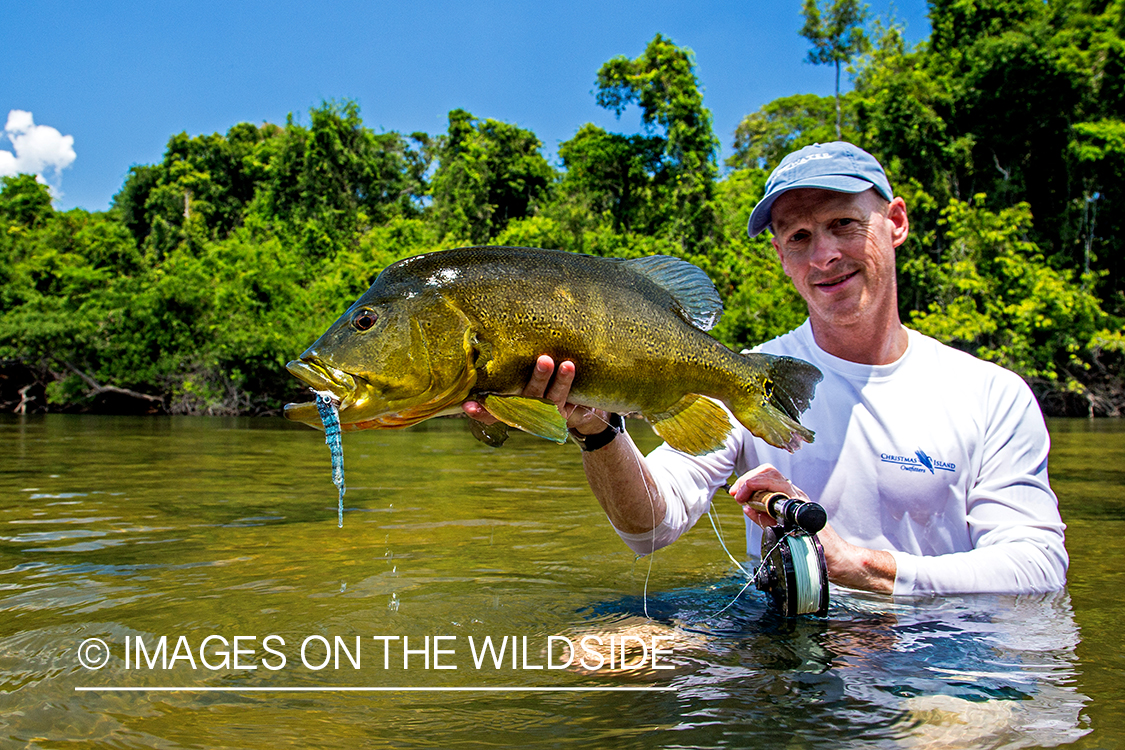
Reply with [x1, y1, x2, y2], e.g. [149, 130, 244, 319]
[0, 415, 1121, 749]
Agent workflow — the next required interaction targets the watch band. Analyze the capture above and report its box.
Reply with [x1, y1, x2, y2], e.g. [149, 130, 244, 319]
[569, 412, 625, 452]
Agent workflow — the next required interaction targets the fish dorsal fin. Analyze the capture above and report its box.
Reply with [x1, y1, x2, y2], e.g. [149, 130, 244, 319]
[625, 255, 724, 331]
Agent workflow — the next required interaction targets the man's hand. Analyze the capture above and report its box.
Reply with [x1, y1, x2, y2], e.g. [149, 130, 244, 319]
[728, 464, 896, 594]
[461, 354, 609, 436]
[463, 354, 666, 537]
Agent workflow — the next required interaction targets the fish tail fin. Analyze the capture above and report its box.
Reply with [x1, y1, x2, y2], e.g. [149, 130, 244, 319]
[729, 353, 822, 453]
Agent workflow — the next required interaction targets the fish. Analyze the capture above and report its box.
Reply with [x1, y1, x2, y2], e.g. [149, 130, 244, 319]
[284, 246, 822, 455]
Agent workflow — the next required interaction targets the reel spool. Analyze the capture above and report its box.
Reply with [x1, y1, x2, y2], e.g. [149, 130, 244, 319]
[749, 491, 830, 618]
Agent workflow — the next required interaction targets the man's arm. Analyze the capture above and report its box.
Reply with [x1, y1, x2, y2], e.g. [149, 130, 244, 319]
[890, 377, 1067, 595]
[580, 433, 668, 536]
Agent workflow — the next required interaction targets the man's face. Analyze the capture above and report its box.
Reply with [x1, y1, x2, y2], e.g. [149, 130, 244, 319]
[769, 187, 909, 332]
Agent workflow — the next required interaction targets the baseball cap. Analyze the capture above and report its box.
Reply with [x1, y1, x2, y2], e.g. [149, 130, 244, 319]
[747, 142, 894, 237]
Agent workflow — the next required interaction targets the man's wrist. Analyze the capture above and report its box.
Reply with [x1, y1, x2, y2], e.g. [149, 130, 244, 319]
[828, 545, 896, 594]
[569, 412, 625, 452]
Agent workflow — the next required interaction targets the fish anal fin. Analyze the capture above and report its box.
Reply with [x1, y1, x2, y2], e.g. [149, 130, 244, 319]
[480, 395, 569, 444]
[645, 394, 732, 456]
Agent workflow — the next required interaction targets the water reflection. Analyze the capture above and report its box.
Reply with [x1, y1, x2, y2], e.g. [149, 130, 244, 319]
[0, 415, 1112, 748]
[582, 581, 1090, 748]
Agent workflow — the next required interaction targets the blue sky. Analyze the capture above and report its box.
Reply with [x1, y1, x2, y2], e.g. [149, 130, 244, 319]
[2, 0, 931, 212]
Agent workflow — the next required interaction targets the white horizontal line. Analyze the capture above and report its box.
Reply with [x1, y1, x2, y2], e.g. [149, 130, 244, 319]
[75, 686, 674, 693]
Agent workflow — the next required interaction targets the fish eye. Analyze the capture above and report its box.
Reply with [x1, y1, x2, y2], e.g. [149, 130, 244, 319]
[352, 309, 378, 331]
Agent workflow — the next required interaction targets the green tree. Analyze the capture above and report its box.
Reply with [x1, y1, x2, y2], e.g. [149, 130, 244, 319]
[1070, 118, 1125, 276]
[0, 174, 54, 228]
[113, 101, 430, 263]
[259, 100, 430, 258]
[429, 108, 554, 244]
[113, 122, 281, 259]
[851, 0, 1125, 309]
[728, 93, 852, 171]
[555, 123, 666, 235]
[907, 197, 1104, 389]
[0, 176, 156, 410]
[800, 0, 869, 138]
[595, 33, 720, 253]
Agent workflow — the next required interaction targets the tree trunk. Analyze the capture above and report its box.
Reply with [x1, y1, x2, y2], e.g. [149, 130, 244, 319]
[835, 61, 843, 140]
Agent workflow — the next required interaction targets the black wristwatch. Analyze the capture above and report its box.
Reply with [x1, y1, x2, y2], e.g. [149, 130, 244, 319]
[569, 412, 625, 452]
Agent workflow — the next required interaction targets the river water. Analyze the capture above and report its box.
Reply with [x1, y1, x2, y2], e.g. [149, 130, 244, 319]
[0, 415, 1121, 749]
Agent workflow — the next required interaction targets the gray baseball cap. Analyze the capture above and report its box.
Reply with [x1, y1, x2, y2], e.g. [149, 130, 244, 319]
[747, 142, 894, 237]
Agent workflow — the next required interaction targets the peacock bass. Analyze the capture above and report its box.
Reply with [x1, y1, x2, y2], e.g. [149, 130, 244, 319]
[284, 246, 822, 455]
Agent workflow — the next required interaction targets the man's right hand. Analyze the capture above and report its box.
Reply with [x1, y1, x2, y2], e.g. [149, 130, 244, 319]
[461, 354, 611, 437]
[463, 354, 665, 537]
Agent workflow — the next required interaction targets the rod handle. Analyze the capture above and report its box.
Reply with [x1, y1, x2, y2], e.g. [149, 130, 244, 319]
[746, 490, 827, 534]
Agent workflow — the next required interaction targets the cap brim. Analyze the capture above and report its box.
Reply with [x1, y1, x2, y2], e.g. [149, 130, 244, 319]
[747, 174, 886, 237]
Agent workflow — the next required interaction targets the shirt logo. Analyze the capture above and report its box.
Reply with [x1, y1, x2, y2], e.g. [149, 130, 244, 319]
[880, 449, 956, 474]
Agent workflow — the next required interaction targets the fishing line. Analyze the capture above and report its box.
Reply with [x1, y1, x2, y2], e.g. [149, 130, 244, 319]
[705, 483, 832, 618]
[706, 505, 749, 579]
[632, 432, 659, 621]
[639, 449, 658, 620]
[706, 529, 794, 621]
[586, 410, 658, 621]
[705, 482, 827, 618]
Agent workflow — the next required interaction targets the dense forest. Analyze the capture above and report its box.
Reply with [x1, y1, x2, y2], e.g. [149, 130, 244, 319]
[2, 0, 1123, 418]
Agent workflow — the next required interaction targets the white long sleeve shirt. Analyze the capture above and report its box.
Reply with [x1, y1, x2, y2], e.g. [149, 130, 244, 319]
[615, 321, 1068, 596]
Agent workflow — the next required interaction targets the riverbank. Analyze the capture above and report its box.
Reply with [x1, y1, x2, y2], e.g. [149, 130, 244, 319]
[4, 359, 1123, 420]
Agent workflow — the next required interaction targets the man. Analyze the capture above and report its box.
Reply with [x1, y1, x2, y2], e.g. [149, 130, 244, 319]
[465, 142, 1068, 596]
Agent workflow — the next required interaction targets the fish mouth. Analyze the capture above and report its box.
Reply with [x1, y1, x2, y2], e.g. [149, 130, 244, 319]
[286, 358, 356, 396]
[284, 358, 363, 427]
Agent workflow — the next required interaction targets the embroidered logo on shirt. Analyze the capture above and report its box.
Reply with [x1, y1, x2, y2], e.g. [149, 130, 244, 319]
[880, 449, 956, 474]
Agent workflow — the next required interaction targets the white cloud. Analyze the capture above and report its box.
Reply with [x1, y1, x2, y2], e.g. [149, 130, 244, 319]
[0, 110, 77, 198]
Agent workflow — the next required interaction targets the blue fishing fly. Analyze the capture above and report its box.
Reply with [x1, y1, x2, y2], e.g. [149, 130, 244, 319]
[314, 390, 345, 527]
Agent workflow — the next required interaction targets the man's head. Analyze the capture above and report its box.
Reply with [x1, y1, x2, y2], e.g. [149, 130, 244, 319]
[747, 142, 894, 238]
[750, 143, 910, 360]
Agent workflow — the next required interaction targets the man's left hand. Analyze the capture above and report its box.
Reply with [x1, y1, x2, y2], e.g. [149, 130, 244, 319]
[728, 464, 896, 594]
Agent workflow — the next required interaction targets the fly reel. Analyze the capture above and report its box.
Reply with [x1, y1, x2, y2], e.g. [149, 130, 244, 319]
[749, 491, 830, 618]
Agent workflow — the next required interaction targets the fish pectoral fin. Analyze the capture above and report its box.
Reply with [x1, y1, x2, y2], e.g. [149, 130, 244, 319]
[644, 394, 733, 456]
[480, 395, 569, 444]
[469, 418, 510, 448]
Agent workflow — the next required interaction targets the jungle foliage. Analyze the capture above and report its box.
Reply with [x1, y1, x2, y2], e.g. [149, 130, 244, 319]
[2, 6, 1123, 417]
